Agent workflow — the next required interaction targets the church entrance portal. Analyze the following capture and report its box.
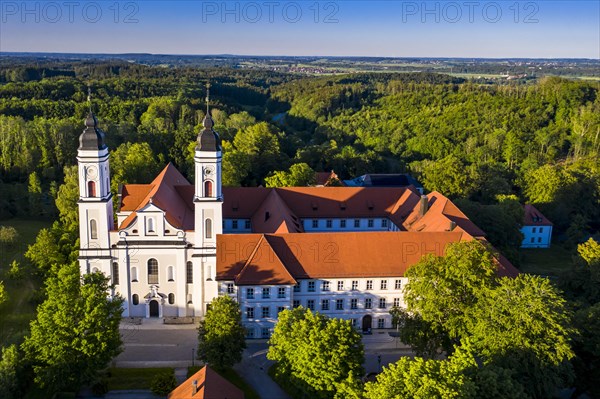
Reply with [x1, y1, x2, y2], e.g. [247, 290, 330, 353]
[362, 315, 372, 333]
[149, 300, 159, 317]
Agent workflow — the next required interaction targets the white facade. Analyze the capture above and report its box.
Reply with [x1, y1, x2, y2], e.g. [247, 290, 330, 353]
[521, 225, 552, 248]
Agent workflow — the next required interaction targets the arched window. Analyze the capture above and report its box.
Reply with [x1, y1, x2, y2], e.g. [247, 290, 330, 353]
[90, 219, 98, 239]
[147, 217, 155, 233]
[147, 258, 158, 284]
[131, 266, 138, 282]
[204, 180, 213, 197]
[205, 218, 213, 239]
[88, 181, 96, 197]
[186, 261, 193, 284]
[132, 294, 139, 305]
[112, 262, 119, 285]
[167, 266, 174, 282]
[92, 267, 99, 273]
[168, 293, 175, 305]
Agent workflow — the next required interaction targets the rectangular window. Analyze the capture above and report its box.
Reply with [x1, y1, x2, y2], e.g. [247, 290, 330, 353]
[538, 237, 542, 243]
[322, 281, 330, 291]
[262, 328, 270, 338]
[186, 261, 193, 284]
[395, 279, 402, 290]
[326, 219, 333, 228]
[368, 219, 374, 228]
[365, 298, 372, 309]
[247, 288, 254, 299]
[307, 299, 315, 310]
[308, 281, 316, 292]
[246, 328, 255, 339]
[378, 318, 385, 329]
[354, 219, 360, 228]
[381, 280, 387, 290]
[351, 299, 358, 309]
[532, 227, 536, 233]
[351, 280, 358, 291]
[262, 306, 270, 318]
[232, 220, 238, 229]
[245, 220, 251, 229]
[262, 288, 270, 299]
[148, 260, 158, 284]
[366, 280, 373, 290]
[393, 298, 400, 307]
[321, 299, 329, 311]
[278, 287, 286, 298]
[379, 298, 387, 309]
[340, 219, 346, 228]
[293, 300, 300, 308]
[336, 299, 344, 310]
[350, 318, 357, 328]
[312, 219, 318, 228]
[382, 219, 388, 228]
[112, 262, 119, 285]
[246, 307, 254, 319]
[338, 281, 344, 291]
[277, 306, 285, 314]
[294, 283, 301, 293]
[539, 227, 543, 233]
[227, 283, 234, 294]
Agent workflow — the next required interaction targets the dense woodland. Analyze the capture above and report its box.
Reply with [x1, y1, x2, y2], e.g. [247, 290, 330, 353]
[0, 60, 599, 397]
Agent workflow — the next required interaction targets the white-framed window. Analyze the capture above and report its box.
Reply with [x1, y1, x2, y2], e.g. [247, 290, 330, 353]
[326, 219, 333, 228]
[246, 307, 254, 319]
[308, 281, 316, 292]
[350, 318, 357, 328]
[336, 299, 344, 310]
[350, 299, 358, 309]
[321, 299, 329, 311]
[312, 220, 318, 228]
[277, 306, 285, 314]
[294, 283, 301, 292]
[365, 298, 372, 309]
[262, 288, 270, 299]
[366, 280, 373, 290]
[338, 281, 344, 291]
[227, 283, 234, 294]
[379, 298, 387, 308]
[307, 299, 315, 310]
[278, 287, 286, 298]
[395, 279, 401, 290]
[246, 328, 255, 339]
[247, 288, 254, 299]
[293, 300, 300, 308]
[381, 280, 387, 290]
[393, 298, 400, 307]
[322, 281, 330, 291]
[262, 306, 270, 318]
[351, 280, 358, 290]
[261, 327, 270, 338]
[378, 318, 385, 329]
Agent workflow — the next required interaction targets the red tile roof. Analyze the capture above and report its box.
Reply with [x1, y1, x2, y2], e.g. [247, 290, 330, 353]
[168, 365, 244, 399]
[523, 204, 553, 226]
[315, 170, 341, 186]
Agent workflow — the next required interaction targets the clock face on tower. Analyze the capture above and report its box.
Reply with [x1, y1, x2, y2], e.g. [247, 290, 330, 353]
[204, 166, 213, 176]
[86, 166, 98, 179]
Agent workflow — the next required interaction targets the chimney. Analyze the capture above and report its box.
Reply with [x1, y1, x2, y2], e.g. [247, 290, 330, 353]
[449, 221, 456, 231]
[192, 380, 198, 395]
[419, 195, 428, 217]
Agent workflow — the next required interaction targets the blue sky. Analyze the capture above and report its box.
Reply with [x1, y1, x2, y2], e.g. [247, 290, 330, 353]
[1, 1, 598, 58]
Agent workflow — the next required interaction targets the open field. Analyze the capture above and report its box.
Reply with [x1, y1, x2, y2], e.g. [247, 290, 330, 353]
[0, 218, 51, 345]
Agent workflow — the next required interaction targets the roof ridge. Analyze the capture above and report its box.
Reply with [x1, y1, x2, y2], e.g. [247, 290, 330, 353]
[235, 235, 266, 285]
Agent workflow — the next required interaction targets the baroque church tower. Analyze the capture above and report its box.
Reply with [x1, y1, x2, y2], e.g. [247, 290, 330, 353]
[77, 106, 114, 276]
[193, 86, 223, 287]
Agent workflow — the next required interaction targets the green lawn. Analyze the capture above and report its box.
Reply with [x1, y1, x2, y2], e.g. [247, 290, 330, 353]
[106, 367, 174, 390]
[0, 218, 52, 345]
[518, 245, 576, 277]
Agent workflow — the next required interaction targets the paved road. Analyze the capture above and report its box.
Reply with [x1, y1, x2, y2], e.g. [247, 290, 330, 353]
[234, 345, 291, 399]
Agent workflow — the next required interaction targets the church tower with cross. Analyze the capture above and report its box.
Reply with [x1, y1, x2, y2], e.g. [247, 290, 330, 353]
[77, 87, 114, 276]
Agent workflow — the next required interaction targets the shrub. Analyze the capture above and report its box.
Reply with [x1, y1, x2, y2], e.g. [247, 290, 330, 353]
[150, 371, 177, 396]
